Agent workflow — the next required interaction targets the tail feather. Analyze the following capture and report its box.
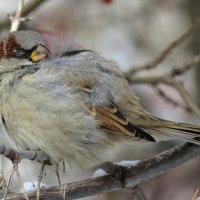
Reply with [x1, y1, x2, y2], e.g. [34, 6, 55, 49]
[148, 128, 200, 144]
[145, 119, 200, 144]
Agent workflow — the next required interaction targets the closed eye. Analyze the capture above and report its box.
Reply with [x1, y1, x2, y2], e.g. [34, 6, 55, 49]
[12, 45, 49, 63]
[12, 48, 27, 59]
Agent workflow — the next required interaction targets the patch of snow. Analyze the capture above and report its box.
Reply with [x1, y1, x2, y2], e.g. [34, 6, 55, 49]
[23, 181, 47, 192]
[92, 169, 108, 178]
[92, 160, 140, 177]
[115, 160, 140, 168]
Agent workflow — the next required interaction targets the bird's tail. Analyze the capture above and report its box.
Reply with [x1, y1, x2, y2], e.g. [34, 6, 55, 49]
[144, 118, 200, 144]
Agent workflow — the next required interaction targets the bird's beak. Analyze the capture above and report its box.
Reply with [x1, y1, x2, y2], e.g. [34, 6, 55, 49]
[30, 46, 49, 63]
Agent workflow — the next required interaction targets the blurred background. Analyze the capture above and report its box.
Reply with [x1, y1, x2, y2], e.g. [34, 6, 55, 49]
[0, 0, 200, 199]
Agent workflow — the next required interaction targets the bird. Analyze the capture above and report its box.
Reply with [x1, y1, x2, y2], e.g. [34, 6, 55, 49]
[0, 30, 200, 169]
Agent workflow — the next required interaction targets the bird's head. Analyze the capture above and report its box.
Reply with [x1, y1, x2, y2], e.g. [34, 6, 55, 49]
[0, 30, 49, 74]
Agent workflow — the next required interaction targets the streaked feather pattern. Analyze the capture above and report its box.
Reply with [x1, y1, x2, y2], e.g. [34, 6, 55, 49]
[0, 31, 200, 170]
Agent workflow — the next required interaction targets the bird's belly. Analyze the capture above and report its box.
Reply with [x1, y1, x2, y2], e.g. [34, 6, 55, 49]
[1, 103, 111, 169]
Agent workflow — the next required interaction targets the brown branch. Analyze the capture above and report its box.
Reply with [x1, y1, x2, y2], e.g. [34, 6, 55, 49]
[173, 81, 200, 118]
[126, 53, 200, 84]
[0, 0, 45, 31]
[153, 86, 191, 112]
[125, 18, 200, 76]
[126, 53, 200, 118]
[170, 54, 200, 77]
[0, 145, 49, 163]
[2, 142, 200, 200]
[127, 52, 200, 84]
[130, 73, 200, 118]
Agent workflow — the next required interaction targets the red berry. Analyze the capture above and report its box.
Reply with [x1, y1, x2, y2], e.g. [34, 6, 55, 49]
[101, 0, 112, 4]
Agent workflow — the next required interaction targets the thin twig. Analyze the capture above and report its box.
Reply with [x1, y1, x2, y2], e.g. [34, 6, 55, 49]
[126, 53, 200, 83]
[0, 0, 45, 31]
[153, 85, 191, 112]
[2, 142, 200, 200]
[10, 0, 25, 32]
[170, 54, 200, 77]
[125, 18, 200, 75]
[0, 156, 3, 185]
[126, 53, 200, 118]
[14, 163, 29, 200]
[132, 186, 147, 200]
[192, 186, 200, 200]
[131, 76, 200, 118]
[173, 81, 200, 118]
[3, 168, 14, 200]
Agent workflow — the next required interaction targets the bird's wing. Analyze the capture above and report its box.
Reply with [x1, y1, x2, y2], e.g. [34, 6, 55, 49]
[55, 50, 156, 142]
